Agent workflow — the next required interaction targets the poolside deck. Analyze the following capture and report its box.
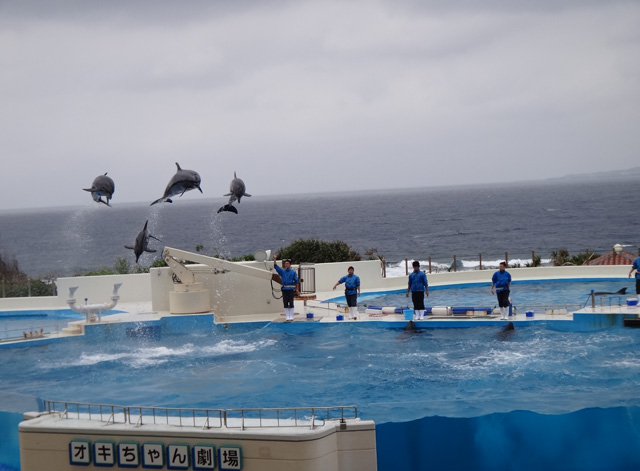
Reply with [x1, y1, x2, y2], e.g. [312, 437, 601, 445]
[3, 288, 640, 347]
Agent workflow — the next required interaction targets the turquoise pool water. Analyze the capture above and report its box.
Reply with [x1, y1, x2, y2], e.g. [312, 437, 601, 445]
[0, 309, 121, 341]
[343, 279, 636, 311]
[1, 279, 640, 470]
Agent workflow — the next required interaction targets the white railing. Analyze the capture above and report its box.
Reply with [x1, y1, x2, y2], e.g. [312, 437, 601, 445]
[42, 400, 358, 430]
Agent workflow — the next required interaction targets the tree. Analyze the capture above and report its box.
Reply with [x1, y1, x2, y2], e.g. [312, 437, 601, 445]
[551, 248, 600, 266]
[277, 239, 361, 264]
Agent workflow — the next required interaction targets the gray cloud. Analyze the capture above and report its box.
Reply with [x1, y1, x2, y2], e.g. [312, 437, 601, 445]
[1, 0, 639, 210]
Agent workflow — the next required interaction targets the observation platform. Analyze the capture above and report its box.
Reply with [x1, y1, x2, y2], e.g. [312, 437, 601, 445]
[19, 401, 376, 471]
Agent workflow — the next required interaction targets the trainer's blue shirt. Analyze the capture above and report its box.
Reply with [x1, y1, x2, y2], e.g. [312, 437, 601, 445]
[274, 264, 298, 290]
[633, 257, 640, 278]
[492, 270, 511, 291]
[408, 270, 428, 292]
[338, 274, 360, 295]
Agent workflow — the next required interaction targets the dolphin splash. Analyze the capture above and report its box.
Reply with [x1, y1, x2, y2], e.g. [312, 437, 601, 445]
[83, 173, 115, 206]
[151, 162, 202, 205]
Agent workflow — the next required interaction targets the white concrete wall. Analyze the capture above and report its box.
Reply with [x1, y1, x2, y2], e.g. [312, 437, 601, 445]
[0, 273, 152, 311]
[56, 273, 152, 306]
[0, 262, 631, 315]
[312, 260, 385, 292]
[19, 415, 377, 471]
[150, 265, 282, 319]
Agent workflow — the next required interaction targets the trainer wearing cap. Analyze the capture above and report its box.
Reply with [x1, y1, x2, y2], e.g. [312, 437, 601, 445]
[333, 266, 361, 320]
[406, 261, 429, 320]
[273, 253, 299, 321]
[491, 261, 512, 320]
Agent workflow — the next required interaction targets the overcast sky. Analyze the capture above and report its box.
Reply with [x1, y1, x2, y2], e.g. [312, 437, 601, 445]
[1, 0, 638, 210]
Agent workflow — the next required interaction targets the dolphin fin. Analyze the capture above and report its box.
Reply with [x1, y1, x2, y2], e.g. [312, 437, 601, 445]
[217, 204, 238, 214]
[149, 235, 162, 242]
[593, 287, 628, 296]
[144, 248, 157, 253]
[124, 245, 135, 250]
[244, 193, 252, 197]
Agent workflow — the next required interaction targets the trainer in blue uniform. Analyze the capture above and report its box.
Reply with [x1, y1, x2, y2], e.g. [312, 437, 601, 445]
[491, 261, 512, 320]
[333, 266, 361, 320]
[273, 253, 299, 321]
[629, 255, 640, 295]
[406, 261, 429, 320]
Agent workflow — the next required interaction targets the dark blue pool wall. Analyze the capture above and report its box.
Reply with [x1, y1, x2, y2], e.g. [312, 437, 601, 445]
[376, 406, 640, 471]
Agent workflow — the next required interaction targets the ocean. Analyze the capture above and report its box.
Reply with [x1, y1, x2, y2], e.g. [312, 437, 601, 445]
[0, 178, 638, 278]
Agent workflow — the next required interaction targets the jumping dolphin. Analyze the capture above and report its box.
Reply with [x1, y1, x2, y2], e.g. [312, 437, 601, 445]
[83, 173, 115, 206]
[150, 162, 202, 205]
[125, 220, 161, 263]
[593, 287, 627, 296]
[217, 172, 251, 213]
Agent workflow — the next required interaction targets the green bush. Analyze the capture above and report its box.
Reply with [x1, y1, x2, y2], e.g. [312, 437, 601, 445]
[277, 239, 361, 264]
[551, 248, 600, 266]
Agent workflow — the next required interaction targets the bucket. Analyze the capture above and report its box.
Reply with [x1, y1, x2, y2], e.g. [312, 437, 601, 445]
[526, 311, 534, 318]
[306, 313, 314, 319]
[403, 309, 414, 320]
[627, 298, 639, 306]
[336, 315, 344, 321]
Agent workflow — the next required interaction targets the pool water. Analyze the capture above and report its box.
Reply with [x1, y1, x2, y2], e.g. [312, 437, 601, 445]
[2, 279, 640, 470]
[2, 319, 640, 422]
[354, 279, 636, 312]
[0, 309, 122, 340]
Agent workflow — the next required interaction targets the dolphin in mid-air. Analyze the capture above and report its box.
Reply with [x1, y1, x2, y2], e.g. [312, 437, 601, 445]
[125, 220, 161, 263]
[217, 172, 251, 213]
[150, 162, 202, 205]
[83, 173, 115, 206]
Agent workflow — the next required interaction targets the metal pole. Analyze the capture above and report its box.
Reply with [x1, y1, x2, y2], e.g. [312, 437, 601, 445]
[428, 256, 432, 274]
[505, 251, 509, 266]
[453, 255, 457, 272]
[532, 250, 535, 267]
[405, 258, 408, 276]
[479, 253, 482, 270]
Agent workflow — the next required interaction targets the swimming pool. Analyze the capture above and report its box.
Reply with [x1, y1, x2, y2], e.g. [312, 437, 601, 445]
[2, 279, 640, 470]
[350, 279, 637, 312]
[0, 309, 121, 341]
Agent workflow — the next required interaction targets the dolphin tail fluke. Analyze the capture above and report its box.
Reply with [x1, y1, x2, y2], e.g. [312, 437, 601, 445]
[82, 188, 93, 192]
[223, 192, 232, 196]
[217, 204, 238, 214]
[150, 197, 172, 205]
